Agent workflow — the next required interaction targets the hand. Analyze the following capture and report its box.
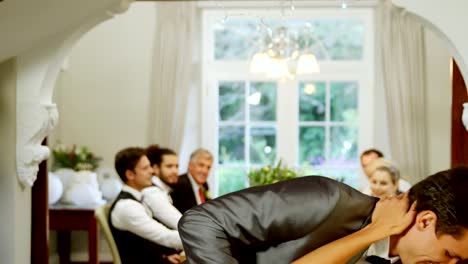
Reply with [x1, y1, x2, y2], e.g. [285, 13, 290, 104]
[369, 193, 417, 236]
[165, 253, 181, 264]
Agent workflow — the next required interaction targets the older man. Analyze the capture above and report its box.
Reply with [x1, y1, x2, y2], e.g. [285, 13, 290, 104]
[171, 148, 213, 214]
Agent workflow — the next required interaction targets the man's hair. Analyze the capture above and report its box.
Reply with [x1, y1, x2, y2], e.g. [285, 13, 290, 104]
[189, 148, 213, 162]
[374, 165, 400, 184]
[114, 147, 146, 183]
[146, 144, 177, 167]
[409, 166, 468, 236]
[360, 148, 384, 158]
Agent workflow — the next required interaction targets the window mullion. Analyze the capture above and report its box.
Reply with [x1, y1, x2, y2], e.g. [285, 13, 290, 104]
[325, 81, 331, 166]
[245, 81, 250, 168]
[276, 79, 298, 167]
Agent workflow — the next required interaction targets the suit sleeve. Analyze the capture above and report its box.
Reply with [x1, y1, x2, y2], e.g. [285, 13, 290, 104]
[178, 176, 355, 264]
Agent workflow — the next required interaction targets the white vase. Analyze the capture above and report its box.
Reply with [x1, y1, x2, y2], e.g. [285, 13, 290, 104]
[53, 168, 75, 191]
[62, 170, 105, 206]
[48, 172, 63, 205]
[100, 177, 122, 202]
[462, 103, 468, 131]
[96, 167, 122, 201]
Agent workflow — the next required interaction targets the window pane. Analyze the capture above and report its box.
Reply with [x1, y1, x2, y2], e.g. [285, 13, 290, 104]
[217, 167, 248, 196]
[329, 126, 358, 164]
[219, 81, 245, 121]
[299, 126, 325, 166]
[250, 82, 277, 121]
[214, 19, 364, 61]
[299, 19, 364, 60]
[219, 126, 245, 164]
[214, 20, 258, 60]
[250, 126, 276, 165]
[330, 82, 358, 122]
[299, 81, 326, 121]
[299, 168, 360, 189]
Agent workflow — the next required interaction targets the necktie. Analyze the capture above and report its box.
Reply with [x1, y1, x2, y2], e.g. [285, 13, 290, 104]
[365, 256, 391, 264]
[198, 188, 206, 204]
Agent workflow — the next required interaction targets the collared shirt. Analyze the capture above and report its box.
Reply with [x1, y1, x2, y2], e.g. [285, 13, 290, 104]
[141, 176, 182, 230]
[110, 184, 183, 250]
[187, 173, 205, 205]
[356, 237, 400, 264]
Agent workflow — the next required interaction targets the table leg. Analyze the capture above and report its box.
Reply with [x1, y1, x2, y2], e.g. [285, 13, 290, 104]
[88, 217, 99, 264]
[57, 231, 71, 264]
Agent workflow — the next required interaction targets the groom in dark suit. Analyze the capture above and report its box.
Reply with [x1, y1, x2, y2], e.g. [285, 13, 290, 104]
[171, 148, 213, 214]
[179, 167, 468, 264]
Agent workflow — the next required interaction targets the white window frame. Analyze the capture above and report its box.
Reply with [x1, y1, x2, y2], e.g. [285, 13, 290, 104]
[201, 8, 375, 195]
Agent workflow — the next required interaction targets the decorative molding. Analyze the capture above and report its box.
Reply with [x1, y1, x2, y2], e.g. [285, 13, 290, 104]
[16, 0, 133, 187]
[16, 103, 58, 186]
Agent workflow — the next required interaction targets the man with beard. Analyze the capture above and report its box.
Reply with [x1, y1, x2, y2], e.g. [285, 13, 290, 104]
[142, 145, 182, 230]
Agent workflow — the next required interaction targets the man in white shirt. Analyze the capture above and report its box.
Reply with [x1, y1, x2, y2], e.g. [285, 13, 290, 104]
[142, 145, 182, 230]
[109, 147, 183, 264]
[171, 148, 213, 214]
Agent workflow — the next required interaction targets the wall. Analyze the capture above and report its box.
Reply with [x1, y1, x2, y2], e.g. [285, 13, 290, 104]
[424, 28, 452, 174]
[0, 58, 31, 264]
[392, 0, 468, 93]
[51, 2, 156, 168]
[49, 2, 157, 262]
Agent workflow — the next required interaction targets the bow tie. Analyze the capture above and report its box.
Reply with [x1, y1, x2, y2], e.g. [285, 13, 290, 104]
[365, 255, 391, 264]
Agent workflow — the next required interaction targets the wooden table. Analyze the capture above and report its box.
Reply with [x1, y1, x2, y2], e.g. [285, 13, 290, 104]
[49, 203, 101, 264]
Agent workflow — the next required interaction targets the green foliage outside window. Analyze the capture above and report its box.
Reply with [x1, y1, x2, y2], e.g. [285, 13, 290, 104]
[248, 160, 298, 186]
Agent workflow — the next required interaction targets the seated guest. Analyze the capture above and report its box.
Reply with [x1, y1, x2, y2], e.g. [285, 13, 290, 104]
[109, 147, 183, 264]
[361, 155, 411, 195]
[171, 148, 213, 214]
[142, 145, 182, 229]
[179, 167, 468, 264]
[360, 149, 384, 170]
[369, 165, 401, 199]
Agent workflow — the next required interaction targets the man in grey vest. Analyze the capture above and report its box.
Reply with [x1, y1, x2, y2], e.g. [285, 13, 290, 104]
[109, 147, 183, 264]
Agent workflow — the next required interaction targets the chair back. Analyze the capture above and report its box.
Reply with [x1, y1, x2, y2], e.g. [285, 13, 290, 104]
[95, 204, 121, 264]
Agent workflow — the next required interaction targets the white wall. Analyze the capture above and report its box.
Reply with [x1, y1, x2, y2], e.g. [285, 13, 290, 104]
[49, 2, 157, 261]
[424, 29, 452, 174]
[392, 0, 468, 91]
[51, 2, 156, 168]
[0, 58, 31, 264]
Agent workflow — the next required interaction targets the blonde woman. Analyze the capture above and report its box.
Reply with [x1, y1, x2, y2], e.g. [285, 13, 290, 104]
[370, 165, 401, 199]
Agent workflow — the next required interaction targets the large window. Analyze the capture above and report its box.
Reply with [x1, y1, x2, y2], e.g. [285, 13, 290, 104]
[202, 8, 375, 196]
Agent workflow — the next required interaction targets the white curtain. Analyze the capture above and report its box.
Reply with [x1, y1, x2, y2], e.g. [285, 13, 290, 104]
[378, 1, 428, 183]
[148, 2, 198, 154]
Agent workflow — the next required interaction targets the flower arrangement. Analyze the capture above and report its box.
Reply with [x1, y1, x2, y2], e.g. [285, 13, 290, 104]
[51, 143, 102, 171]
[248, 160, 298, 186]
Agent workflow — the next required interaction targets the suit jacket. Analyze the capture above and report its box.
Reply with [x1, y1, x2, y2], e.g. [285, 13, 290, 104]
[178, 176, 379, 264]
[171, 174, 209, 214]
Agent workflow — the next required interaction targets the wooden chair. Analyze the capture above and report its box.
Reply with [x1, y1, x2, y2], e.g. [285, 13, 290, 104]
[94, 205, 121, 264]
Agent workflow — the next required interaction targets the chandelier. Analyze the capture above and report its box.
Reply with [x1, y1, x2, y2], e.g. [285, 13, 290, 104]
[250, 23, 320, 80]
